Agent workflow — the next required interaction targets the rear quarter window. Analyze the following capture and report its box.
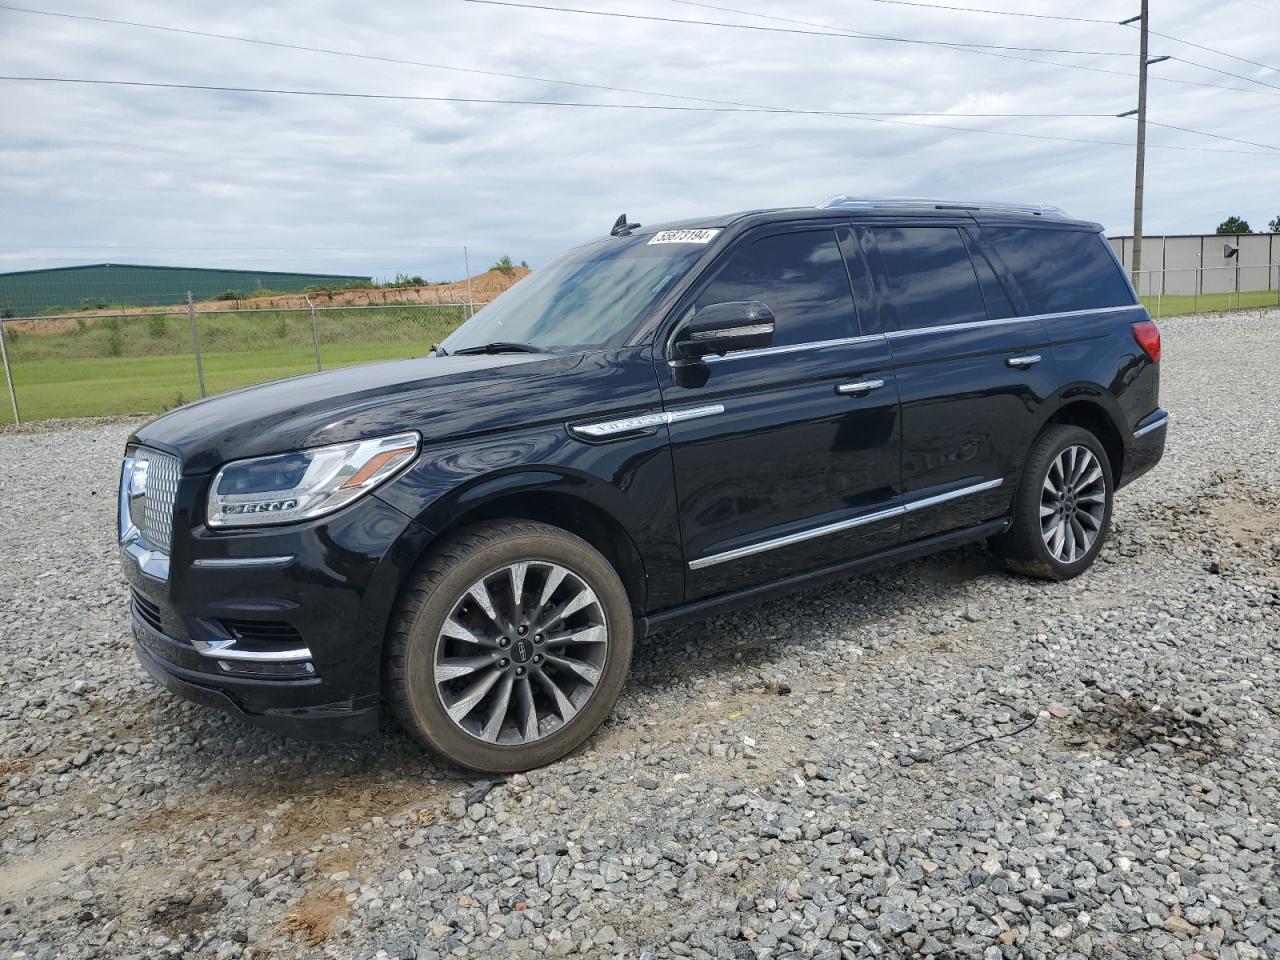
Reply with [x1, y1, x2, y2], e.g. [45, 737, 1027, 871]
[983, 226, 1135, 315]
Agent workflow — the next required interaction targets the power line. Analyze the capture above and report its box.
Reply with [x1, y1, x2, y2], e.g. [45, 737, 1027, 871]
[0, 77, 1121, 118]
[460, 0, 1137, 57]
[658, 0, 1280, 96]
[1232, 0, 1280, 15]
[4, 76, 1276, 155]
[6, 2, 1275, 129]
[1146, 33, 1279, 76]
[674, 0, 1280, 79]
[673, 0, 1112, 25]
[1142, 118, 1280, 151]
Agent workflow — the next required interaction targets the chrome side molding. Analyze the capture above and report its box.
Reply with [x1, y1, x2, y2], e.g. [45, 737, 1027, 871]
[901, 477, 1004, 513]
[689, 478, 1004, 570]
[570, 404, 724, 440]
[192, 556, 295, 569]
[1133, 414, 1169, 438]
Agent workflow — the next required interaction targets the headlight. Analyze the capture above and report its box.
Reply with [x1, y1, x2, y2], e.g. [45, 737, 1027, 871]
[206, 432, 419, 528]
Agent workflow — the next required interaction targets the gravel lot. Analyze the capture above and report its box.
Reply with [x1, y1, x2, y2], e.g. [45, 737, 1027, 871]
[2, 309, 1278, 960]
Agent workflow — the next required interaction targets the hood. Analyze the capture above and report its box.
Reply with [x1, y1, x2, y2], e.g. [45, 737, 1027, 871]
[133, 352, 584, 474]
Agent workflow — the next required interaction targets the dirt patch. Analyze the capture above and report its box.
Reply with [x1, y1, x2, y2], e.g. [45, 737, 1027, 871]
[1063, 694, 1228, 759]
[0, 838, 108, 904]
[281, 889, 348, 947]
[148, 889, 227, 938]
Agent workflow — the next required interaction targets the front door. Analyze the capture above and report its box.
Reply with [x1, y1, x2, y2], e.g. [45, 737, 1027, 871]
[656, 223, 903, 601]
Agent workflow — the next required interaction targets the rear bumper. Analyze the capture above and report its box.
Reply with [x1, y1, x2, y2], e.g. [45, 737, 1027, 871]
[1120, 408, 1168, 488]
[134, 629, 379, 740]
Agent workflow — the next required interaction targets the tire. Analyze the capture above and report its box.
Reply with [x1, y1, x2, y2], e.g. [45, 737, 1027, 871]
[990, 424, 1114, 581]
[385, 519, 633, 773]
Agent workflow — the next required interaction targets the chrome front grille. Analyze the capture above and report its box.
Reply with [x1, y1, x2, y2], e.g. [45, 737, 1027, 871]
[140, 449, 180, 552]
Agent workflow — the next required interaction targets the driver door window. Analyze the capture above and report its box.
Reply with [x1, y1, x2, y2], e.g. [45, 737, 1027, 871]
[695, 230, 858, 347]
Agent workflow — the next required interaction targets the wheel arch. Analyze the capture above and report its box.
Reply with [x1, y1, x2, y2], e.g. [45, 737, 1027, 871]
[1042, 397, 1126, 483]
[401, 470, 650, 619]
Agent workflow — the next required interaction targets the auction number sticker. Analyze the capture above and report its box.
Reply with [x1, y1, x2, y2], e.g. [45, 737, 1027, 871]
[647, 229, 721, 245]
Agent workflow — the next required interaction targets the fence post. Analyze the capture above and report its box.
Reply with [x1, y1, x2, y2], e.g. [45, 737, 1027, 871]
[305, 294, 322, 371]
[1155, 269, 1163, 319]
[463, 246, 476, 319]
[0, 315, 20, 426]
[187, 291, 207, 398]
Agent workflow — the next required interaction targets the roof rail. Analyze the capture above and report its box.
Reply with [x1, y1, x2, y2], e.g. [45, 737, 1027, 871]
[818, 195, 1068, 218]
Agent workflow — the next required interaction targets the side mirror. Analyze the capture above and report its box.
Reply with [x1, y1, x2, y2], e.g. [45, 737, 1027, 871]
[674, 300, 775, 360]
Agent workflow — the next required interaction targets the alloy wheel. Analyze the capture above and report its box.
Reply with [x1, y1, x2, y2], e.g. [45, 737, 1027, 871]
[433, 560, 609, 745]
[1040, 444, 1107, 564]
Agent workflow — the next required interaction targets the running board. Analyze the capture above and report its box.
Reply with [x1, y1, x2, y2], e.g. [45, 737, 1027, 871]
[636, 517, 1010, 638]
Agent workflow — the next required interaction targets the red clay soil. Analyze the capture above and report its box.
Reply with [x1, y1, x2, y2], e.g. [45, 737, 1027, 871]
[17, 267, 529, 328]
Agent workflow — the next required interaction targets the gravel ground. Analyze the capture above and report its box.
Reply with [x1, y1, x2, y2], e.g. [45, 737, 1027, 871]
[2, 309, 1278, 960]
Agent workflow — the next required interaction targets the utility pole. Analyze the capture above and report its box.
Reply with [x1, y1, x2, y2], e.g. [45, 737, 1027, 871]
[1122, 1, 1150, 285]
[1119, 3, 1167, 287]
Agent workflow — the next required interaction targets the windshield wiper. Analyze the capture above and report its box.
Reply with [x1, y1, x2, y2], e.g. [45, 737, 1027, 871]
[451, 341, 547, 356]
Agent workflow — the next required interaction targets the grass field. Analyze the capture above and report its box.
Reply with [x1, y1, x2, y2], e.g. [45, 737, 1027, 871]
[0, 306, 465, 425]
[1, 294, 1277, 425]
[1140, 288, 1278, 317]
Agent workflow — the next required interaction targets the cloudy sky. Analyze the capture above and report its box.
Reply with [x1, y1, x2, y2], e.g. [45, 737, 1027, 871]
[1, 0, 1277, 280]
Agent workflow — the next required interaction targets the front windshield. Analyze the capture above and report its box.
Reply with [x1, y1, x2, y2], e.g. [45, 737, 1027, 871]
[440, 233, 712, 352]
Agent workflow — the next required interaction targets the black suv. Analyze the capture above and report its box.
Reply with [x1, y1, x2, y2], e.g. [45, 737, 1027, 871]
[120, 197, 1167, 772]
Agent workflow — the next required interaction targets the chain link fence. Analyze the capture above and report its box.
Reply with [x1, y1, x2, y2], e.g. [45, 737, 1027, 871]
[0, 299, 471, 425]
[1, 262, 1277, 426]
[1134, 264, 1280, 318]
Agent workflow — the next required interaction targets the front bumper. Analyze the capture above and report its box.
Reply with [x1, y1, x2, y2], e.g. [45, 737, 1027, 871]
[122, 489, 433, 740]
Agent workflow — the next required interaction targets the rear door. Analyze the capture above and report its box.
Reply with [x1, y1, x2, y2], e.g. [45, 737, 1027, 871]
[861, 220, 1058, 542]
[657, 223, 902, 601]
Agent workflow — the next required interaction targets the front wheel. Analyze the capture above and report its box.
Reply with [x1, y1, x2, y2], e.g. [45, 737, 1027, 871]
[385, 520, 633, 773]
[991, 424, 1114, 581]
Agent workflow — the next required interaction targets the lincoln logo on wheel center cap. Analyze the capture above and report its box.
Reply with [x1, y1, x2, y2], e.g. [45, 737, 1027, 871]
[512, 638, 533, 663]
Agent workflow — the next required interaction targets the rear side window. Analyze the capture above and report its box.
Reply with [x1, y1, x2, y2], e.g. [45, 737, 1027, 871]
[983, 226, 1135, 314]
[871, 226, 988, 330]
[695, 230, 857, 346]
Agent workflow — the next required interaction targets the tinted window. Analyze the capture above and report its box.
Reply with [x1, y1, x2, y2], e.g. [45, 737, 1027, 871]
[695, 230, 856, 346]
[984, 226, 1135, 314]
[963, 231, 1016, 320]
[872, 226, 988, 330]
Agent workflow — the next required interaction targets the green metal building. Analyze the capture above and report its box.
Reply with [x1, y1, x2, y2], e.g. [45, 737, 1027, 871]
[0, 263, 372, 317]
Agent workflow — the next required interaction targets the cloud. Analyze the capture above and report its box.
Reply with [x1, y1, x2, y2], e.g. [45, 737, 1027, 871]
[0, 0, 1275, 278]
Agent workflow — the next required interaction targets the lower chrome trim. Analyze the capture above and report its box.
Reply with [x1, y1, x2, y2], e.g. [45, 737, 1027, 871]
[901, 477, 1004, 513]
[1133, 414, 1169, 438]
[190, 636, 313, 663]
[688, 478, 1005, 570]
[191, 556, 295, 569]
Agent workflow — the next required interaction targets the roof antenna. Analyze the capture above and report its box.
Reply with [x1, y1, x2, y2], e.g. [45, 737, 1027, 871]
[610, 213, 641, 237]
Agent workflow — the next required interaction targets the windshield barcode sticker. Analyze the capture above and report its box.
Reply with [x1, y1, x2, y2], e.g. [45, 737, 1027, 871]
[647, 229, 721, 245]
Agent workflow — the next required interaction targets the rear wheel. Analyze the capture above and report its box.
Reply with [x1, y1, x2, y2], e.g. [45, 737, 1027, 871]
[385, 520, 633, 773]
[991, 424, 1113, 581]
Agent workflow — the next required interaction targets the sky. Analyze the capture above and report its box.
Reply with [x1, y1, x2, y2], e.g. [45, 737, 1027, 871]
[1, 0, 1277, 280]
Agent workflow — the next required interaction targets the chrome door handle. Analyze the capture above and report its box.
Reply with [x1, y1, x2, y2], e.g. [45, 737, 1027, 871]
[1006, 354, 1042, 369]
[836, 379, 885, 396]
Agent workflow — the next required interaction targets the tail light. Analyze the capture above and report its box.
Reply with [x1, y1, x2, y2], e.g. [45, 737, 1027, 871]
[1132, 320, 1161, 362]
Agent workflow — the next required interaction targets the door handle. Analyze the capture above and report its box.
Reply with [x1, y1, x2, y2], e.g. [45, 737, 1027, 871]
[1006, 354, 1042, 369]
[836, 379, 885, 396]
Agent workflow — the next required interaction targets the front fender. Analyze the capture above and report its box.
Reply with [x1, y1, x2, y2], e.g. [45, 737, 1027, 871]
[372, 422, 685, 613]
